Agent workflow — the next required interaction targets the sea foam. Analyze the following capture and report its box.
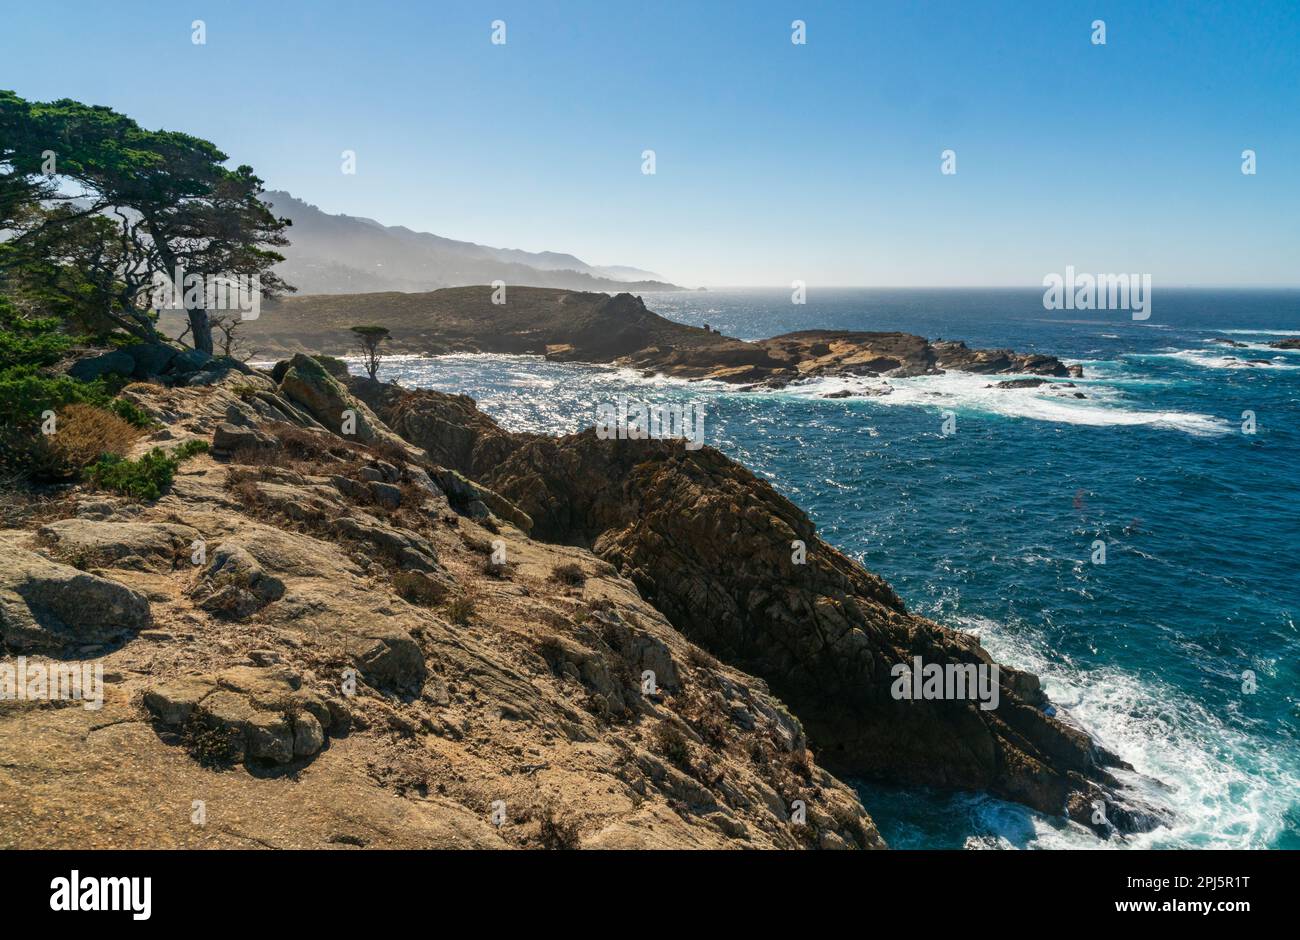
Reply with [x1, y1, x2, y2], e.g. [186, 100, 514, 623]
[951, 614, 1297, 849]
[774, 370, 1231, 436]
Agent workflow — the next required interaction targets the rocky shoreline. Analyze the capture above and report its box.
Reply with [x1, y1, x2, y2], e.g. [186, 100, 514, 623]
[0, 341, 1165, 849]
[244, 288, 1083, 387]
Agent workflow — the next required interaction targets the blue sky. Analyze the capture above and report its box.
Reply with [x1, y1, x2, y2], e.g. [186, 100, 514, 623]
[4, 0, 1298, 286]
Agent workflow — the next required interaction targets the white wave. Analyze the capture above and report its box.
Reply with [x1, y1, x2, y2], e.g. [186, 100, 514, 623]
[1200, 328, 1300, 336]
[376, 352, 1226, 435]
[775, 371, 1231, 435]
[1201, 339, 1300, 354]
[608, 365, 724, 389]
[952, 614, 1298, 849]
[1142, 349, 1300, 371]
[1062, 359, 1181, 386]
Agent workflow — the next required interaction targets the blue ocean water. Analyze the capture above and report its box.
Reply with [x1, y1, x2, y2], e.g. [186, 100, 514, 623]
[372, 288, 1300, 849]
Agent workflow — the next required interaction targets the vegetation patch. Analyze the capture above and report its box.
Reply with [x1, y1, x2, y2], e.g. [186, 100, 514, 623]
[443, 594, 477, 625]
[535, 804, 581, 850]
[651, 721, 692, 770]
[180, 713, 241, 769]
[0, 304, 72, 370]
[0, 366, 153, 430]
[550, 562, 586, 587]
[88, 440, 208, 500]
[30, 404, 144, 481]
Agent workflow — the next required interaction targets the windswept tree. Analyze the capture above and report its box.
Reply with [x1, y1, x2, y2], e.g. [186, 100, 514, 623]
[0, 90, 293, 352]
[0, 91, 54, 231]
[2, 207, 142, 338]
[350, 325, 390, 380]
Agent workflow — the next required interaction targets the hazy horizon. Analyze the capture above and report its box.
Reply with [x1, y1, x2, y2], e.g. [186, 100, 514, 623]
[643, 284, 1300, 291]
[6, 0, 1298, 288]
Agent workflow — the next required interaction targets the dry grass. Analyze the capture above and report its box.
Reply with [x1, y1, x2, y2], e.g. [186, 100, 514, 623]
[367, 438, 414, 467]
[677, 687, 730, 748]
[550, 562, 586, 587]
[443, 593, 477, 625]
[28, 404, 144, 480]
[534, 804, 581, 850]
[651, 721, 692, 769]
[393, 570, 451, 607]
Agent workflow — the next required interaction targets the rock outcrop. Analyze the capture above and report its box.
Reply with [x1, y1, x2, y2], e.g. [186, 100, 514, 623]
[756, 332, 1072, 383]
[0, 358, 882, 850]
[37, 519, 199, 572]
[0, 542, 153, 652]
[143, 665, 341, 766]
[0, 334, 1147, 850]
[353, 378, 1164, 836]
[245, 287, 1079, 385]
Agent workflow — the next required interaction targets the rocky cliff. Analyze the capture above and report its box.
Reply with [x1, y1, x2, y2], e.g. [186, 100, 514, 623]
[0, 351, 878, 849]
[0, 346, 1156, 850]
[353, 378, 1163, 835]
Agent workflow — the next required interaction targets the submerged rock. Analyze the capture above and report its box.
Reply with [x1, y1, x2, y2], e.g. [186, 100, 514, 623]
[988, 378, 1049, 389]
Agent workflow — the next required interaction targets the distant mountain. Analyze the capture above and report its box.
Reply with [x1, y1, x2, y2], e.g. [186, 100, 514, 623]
[261, 191, 682, 294]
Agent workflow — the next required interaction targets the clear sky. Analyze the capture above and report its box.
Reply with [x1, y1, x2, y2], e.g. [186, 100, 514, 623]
[4, 0, 1298, 286]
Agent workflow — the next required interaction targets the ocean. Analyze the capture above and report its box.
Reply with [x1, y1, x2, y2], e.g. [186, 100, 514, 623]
[369, 287, 1300, 850]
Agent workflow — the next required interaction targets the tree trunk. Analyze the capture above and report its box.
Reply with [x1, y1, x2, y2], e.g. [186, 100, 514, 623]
[187, 308, 213, 355]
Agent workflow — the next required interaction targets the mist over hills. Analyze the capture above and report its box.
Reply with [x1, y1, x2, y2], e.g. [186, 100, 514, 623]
[261, 191, 683, 294]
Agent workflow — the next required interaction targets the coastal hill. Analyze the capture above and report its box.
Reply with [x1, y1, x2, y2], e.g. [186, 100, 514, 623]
[248, 287, 1081, 385]
[261, 192, 683, 294]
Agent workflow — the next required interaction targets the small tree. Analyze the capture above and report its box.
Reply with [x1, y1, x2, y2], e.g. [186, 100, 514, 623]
[350, 325, 389, 380]
[210, 311, 256, 360]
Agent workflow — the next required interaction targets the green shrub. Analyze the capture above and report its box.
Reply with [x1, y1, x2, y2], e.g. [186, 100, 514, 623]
[173, 439, 209, 459]
[0, 321, 73, 370]
[0, 299, 76, 370]
[103, 396, 152, 428]
[87, 440, 208, 500]
[0, 367, 97, 426]
[0, 366, 153, 430]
